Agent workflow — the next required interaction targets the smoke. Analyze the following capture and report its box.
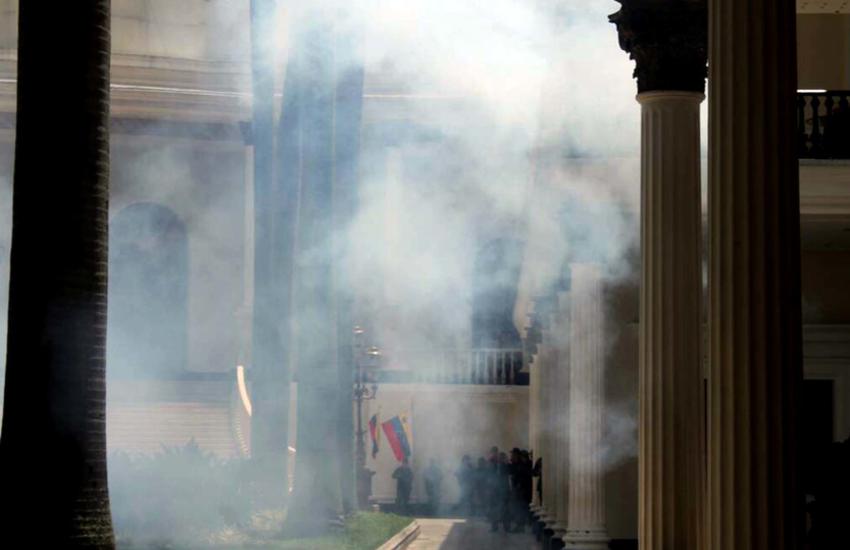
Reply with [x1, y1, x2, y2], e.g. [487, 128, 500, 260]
[0, 0, 658, 542]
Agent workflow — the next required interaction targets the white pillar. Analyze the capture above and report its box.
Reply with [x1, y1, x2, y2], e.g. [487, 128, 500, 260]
[539, 334, 557, 522]
[708, 0, 803, 548]
[553, 291, 571, 542]
[610, 4, 708, 547]
[563, 264, 609, 549]
[529, 341, 542, 511]
[543, 318, 566, 538]
[637, 91, 705, 550]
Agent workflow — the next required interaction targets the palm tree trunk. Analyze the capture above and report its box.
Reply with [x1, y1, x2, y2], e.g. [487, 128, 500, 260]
[249, 0, 293, 506]
[0, 2, 114, 547]
[283, 13, 345, 536]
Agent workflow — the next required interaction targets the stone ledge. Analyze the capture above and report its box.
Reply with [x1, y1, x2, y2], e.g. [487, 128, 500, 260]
[376, 520, 420, 550]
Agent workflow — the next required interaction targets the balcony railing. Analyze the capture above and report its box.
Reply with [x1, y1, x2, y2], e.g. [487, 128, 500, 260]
[798, 90, 850, 159]
[375, 348, 527, 386]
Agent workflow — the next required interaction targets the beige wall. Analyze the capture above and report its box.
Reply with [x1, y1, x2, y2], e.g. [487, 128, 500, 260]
[802, 250, 850, 324]
[798, 14, 850, 89]
[110, 137, 248, 374]
[0, 1, 250, 63]
[113, 0, 250, 63]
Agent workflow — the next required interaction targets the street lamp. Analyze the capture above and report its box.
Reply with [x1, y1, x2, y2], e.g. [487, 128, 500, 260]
[353, 326, 380, 508]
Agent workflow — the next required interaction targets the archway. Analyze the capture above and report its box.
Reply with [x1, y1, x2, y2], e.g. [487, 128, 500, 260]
[107, 203, 188, 378]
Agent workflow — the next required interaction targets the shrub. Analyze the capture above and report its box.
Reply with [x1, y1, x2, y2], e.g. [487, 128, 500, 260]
[109, 440, 253, 548]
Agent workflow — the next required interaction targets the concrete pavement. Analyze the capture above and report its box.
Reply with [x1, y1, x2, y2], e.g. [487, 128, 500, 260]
[406, 518, 537, 550]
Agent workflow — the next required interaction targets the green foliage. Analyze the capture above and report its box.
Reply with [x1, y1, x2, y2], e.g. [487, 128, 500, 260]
[109, 444, 410, 550]
[109, 439, 254, 548]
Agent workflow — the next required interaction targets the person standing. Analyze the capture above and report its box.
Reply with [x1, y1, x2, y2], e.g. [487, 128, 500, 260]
[392, 458, 414, 514]
[473, 457, 489, 517]
[532, 455, 543, 505]
[489, 452, 512, 531]
[453, 455, 474, 515]
[423, 459, 444, 516]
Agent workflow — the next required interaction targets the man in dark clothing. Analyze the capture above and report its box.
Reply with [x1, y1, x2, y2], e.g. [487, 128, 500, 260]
[489, 452, 512, 531]
[473, 457, 488, 517]
[392, 458, 414, 514]
[453, 455, 474, 515]
[506, 449, 532, 532]
[507, 448, 530, 532]
[520, 451, 534, 524]
[532, 456, 543, 505]
[423, 458, 443, 516]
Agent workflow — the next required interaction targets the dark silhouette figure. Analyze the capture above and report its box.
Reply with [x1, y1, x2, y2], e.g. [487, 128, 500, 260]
[393, 458, 414, 514]
[509, 449, 533, 532]
[473, 457, 489, 516]
[533, 456, 543, 505]
[423, 459, 444, 516]
[808, 436, 850, 549]
[489, 452, 512, 531]
[454, 455, 475, 515]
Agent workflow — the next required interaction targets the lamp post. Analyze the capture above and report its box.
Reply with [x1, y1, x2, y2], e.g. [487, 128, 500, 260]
[353, 326, 380, 508]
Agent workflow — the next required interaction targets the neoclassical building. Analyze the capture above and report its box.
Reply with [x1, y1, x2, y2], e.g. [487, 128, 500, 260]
[519, 1, 850, 549]
[0, 0, 530, 504]
[0, 0, 847, 547]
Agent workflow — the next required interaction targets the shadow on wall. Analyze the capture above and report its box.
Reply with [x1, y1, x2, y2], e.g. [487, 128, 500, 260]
[108, 202, 188, 379]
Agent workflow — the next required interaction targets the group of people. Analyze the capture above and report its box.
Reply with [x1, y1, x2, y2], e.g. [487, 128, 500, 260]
[391, 445, 542, 531]
[454, 446, 540, 532]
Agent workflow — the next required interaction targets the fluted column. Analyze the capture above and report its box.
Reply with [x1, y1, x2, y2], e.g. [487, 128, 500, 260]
[610, 3, 707, 548]
[529, 343, 542, 511]
[553, 291, 572, 545]
[708, 0, 803, 548]
[543, 318, 566, 543]
[540, 334, 557, 523]
[563, 264, 608, 549]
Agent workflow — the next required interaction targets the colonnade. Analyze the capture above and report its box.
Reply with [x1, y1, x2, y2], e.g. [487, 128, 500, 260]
[529, 265, 609, 550]
[527, 0, 802, 548]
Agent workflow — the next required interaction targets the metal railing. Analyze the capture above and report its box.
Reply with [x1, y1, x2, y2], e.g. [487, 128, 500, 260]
[798, 90, 850, 159]
[375, 348, 526, 385]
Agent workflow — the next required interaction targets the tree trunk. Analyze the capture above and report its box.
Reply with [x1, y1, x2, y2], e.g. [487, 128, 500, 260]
[249, 0, 293, 506]
[0, 1, 114, 547]
[283, 13, 344, 536]
[332, 34, 365, 515]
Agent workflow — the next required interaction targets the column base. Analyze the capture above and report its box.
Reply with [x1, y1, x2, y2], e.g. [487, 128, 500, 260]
[532, 514, 546, 542]
[562, 529, 610, 550]
[551, 526, 567, 550]
[542, 526, 555, 550]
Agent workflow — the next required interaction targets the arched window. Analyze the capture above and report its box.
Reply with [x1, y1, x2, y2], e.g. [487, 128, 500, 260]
[108, 203, 188, 378]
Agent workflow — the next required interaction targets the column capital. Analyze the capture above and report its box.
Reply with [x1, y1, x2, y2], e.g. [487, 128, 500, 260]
[609, 0, 707, 94]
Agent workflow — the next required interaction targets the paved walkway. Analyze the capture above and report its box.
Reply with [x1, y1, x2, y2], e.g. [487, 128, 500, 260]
[407, 518, 537, 550]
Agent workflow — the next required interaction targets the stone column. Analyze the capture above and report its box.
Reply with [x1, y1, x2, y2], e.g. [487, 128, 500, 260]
[707, 0, 803, 548]
[544, 318, 566, 546]
[539, 332, 557, 524]
[610, 2, 707, 549]
[529, 344, 541, 511]
[563, 264, 608, 549]
[552, 291, 572, 548]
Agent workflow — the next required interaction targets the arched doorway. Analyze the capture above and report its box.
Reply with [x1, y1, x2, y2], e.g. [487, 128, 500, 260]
[107, 203, 188, 378]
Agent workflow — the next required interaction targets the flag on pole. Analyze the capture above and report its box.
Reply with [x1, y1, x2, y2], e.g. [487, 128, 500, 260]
[400, 411, 413, 456]
[381, 413, 413, 462]
[369, 413, 380, 458]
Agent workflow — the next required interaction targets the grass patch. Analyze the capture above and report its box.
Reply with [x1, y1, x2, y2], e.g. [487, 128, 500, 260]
[119, 511, 413, 550]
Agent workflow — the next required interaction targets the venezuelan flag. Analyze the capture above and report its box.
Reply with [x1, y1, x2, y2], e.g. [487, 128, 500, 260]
[382, 414, 413, 462]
